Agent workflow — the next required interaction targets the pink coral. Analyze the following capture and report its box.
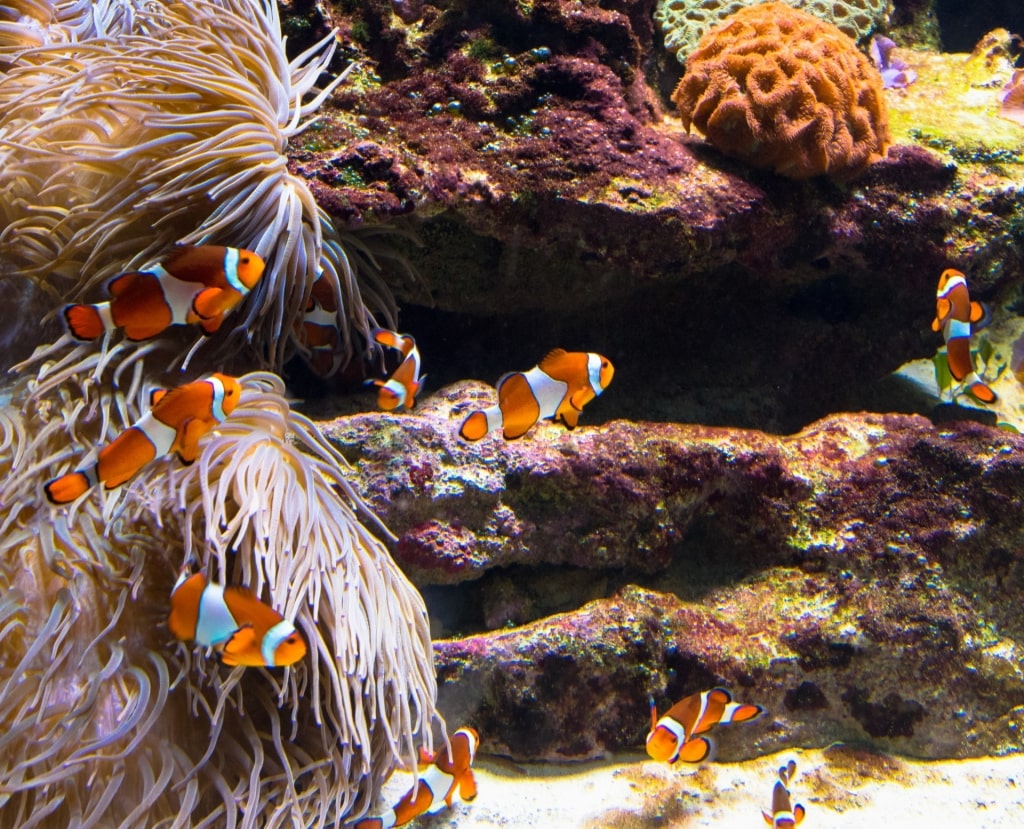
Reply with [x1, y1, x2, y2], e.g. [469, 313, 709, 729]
[672, 2, 890, 179]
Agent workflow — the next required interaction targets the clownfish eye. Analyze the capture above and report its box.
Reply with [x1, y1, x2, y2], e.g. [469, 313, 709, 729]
[241, 256, 250, 264]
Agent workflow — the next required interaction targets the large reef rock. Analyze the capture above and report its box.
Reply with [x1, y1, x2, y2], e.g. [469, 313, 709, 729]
[292, 1, 1024, 432]
[323, 384, 1024, 761]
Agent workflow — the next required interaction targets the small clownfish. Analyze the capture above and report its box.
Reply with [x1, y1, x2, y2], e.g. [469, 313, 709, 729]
[366, 328, 424, 411]
[168, 569, 307, 668]
[646, 688, 764, 764]
[64, 245, 265, 342]
[353, 726, 479, 829]
[459, 349, 614, 441]
[762, 760, 805, 828]
[931, 268, 996, 404]
[43, 373, 241, 504]
[297, 274, 345, 377]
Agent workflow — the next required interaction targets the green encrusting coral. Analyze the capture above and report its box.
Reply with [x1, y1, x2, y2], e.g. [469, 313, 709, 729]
[0, 0, 440, 826]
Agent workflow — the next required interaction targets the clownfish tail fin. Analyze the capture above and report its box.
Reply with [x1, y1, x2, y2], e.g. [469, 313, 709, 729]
[44, 468, 96, 504]
[64, 304, 108, 341]
[968, 380, 997, 404]
[459, 410, 490, 441]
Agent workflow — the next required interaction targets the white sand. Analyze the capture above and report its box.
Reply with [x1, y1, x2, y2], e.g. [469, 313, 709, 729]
[375, 748, 1024, 828]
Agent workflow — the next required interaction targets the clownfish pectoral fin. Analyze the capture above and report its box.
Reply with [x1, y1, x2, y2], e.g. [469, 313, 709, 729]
[176, 418, 207, 464]
[198, 314, 225, 335]
[149, 387, 169, 407]
[559, 408, 581, 430]
[649, 697, 658, 732]
[794, 803, 806, 824]
[459, 769, 478, 802]
[106, 270, 144, 298]
[969, 300, 992, 329]
[762, 810, 774, 826]
[675, 736, 713, 764]
[192, 287, 230, 320]
[221, 624, 257, 666]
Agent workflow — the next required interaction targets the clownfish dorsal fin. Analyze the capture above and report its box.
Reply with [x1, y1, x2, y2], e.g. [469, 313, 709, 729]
[106, 270, 145, 298]
[537, 348, 568, 373]
[150, 387, 169, 407]
[162, 244, 199, 272]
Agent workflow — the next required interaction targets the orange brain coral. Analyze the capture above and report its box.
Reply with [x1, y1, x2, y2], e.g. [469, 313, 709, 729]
[672, 2, 890, 179]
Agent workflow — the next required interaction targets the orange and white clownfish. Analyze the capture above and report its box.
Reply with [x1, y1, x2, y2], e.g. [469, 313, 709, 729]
[646, 688, 764, 764]
[366, 328, 423, 410]
[352, 726, 479, 829]
[297, 273, 345, 377]
[931, 268, 996, 403]
[459, 349, 614, 441]
[762, 760, 805, 828]
[63, 245, 265, 342]
[167, 569, 307, 668]
[43, 373, 241, 504]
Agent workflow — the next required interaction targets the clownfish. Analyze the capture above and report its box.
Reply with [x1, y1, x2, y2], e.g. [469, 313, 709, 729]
[646, 688, 764, 764]
[64, 245, 265, 342]
[932, 268, 996, 403]
[353, 727, 479, 829]
[762, 760, 805, 828]
[168, 569, 306, 668]
[366, 328, 423, 410]
[297, 274, 345, 377]
[458, 349, 614, 441]
[43, 373, 241, 504]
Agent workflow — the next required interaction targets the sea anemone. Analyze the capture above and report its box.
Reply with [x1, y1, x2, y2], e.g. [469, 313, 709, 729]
[0, 365, 439, 826]
[0, 0, 394, 372]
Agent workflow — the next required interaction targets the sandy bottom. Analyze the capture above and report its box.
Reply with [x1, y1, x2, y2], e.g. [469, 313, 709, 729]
[375, 747, 1024, 828]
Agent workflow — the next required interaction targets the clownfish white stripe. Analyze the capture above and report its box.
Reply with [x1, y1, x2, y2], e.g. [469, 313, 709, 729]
[262, 620, 297, 667]
[522, 365, 569, 416]
[96, 302, 116, 334]
[209, 374, 230, 422]
[195, 582, 238, 647]
[136, 411, 179, 457]
[150, 265, 208, 325]
[938, 274, 967, 296]
[946, 318, 972, 340]
[223, 247, 247, 294]
[694, 691, 711, 734]
[586, 353, 603, 395]
[658, 716, 687, 757]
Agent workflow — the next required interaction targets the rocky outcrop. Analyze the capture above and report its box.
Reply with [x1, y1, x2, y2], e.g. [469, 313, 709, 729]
[324, 385, 1024, 760]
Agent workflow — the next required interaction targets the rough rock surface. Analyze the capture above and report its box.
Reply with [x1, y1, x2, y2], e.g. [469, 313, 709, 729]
[289, 1, 1024, 432]
[323, 384, 1024, 761]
